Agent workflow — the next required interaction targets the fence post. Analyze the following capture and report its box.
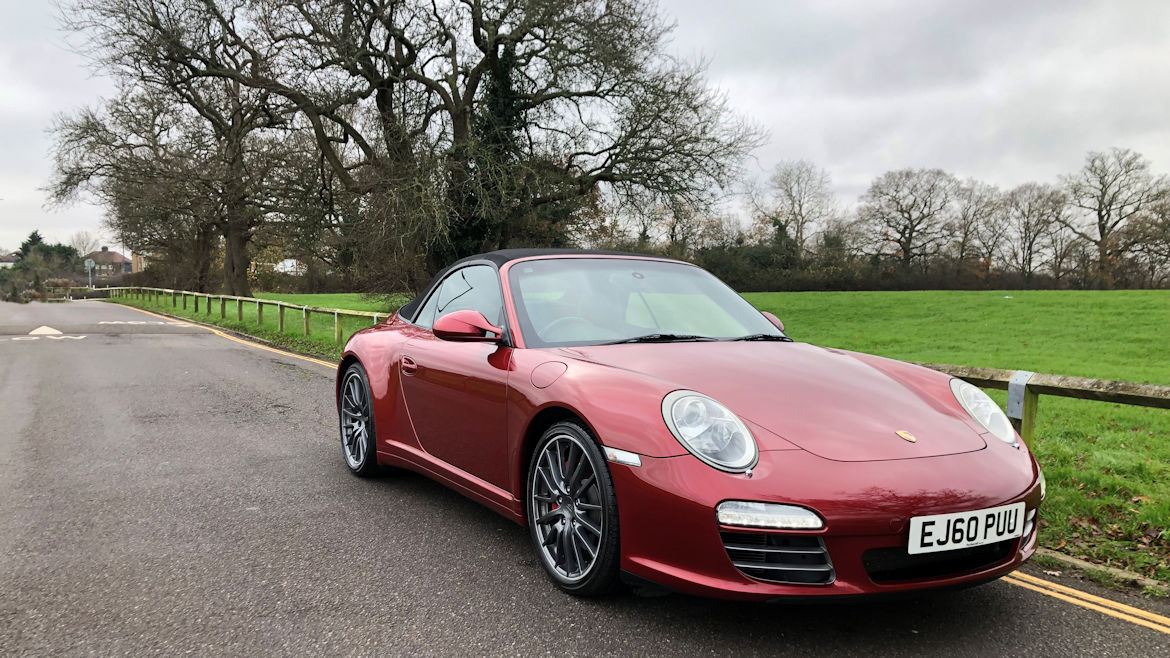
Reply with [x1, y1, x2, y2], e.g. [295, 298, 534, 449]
[303, 307, 310, 337]
[278, 304, 285, 333]
[171, 291, 177, 307]
[236, 299, 243, 322]
[257, 301, 264, 327]
[194, 294, 199, 313]
[334, 310, 342, 344]
[1006, 371, 1039, 448]
[182, 293, 187, 310]
[219, 296, 226, 319]
[206, 295, 212, 316]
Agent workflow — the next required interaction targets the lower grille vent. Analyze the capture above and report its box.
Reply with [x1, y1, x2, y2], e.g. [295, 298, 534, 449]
[863, 539, 1015, 584]
[720, 531, 834, 585]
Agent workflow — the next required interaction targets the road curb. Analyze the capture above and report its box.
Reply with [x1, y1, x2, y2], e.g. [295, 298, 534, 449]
[1035, 548, 1168, 594]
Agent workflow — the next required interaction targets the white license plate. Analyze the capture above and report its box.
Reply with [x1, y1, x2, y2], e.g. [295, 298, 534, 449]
[907, 502, 1025, 555]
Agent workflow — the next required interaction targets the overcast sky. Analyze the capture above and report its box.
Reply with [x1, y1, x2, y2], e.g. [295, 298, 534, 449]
[2, 0, 1169, 252]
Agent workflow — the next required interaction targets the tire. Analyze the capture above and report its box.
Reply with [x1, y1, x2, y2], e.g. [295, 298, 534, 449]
[338, 362, 380, 477]
[526, 420, 621, 596]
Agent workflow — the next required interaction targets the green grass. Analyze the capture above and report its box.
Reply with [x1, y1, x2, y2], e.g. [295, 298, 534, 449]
[744, 290, 1170, 582]
[109, 288, 1170, 582]
[252, 292, 407, 313]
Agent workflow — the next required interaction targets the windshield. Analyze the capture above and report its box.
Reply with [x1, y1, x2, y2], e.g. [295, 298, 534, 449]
[507, 258, 784, 348]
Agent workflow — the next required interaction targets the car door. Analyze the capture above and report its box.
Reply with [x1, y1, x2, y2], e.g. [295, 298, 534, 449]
[399, 264, 513, 488]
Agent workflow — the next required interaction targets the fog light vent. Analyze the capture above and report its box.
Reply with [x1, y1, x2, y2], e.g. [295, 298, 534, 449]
[720, 531, 834, 585]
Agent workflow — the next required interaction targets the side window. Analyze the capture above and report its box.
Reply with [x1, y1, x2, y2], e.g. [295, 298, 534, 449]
[414, 265, 504, 330]
[414, 281, 445, 329]
[436, 265, 505, 326]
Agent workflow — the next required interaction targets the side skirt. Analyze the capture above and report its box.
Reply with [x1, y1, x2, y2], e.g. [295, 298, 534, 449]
[377, 444, 526, 524]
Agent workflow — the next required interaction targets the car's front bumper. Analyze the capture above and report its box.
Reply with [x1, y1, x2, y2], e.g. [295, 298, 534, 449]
[609, 446, 1043, 601]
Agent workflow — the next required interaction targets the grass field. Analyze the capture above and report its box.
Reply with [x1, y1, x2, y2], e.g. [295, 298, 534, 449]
[110, 288, 1170, 582]
[253, 292, 408, 313]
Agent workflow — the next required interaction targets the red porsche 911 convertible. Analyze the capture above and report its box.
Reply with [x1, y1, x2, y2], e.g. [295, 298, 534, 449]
[336, 250, 1044, 600]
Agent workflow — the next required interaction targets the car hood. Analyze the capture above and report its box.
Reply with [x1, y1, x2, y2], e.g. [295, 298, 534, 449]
[555, 342, 987, 462]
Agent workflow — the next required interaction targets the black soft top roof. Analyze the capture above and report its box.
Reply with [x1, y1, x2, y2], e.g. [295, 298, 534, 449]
[397, 248, 672, 322]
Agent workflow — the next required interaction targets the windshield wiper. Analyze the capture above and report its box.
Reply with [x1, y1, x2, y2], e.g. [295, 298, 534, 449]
[605, 333, 718, 345]
[729, 333, 794, 342]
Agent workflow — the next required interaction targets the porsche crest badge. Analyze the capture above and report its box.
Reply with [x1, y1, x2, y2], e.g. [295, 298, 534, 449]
[896, 430, 917, 443]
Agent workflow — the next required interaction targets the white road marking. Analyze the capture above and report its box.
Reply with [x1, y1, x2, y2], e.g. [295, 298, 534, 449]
[2, 336, 87, 342]
[29, 326, 62, 335]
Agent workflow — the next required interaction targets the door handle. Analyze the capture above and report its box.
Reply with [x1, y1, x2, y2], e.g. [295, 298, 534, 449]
[401, 356, 418, 376]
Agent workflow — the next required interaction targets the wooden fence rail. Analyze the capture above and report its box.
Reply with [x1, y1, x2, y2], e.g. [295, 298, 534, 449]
[106, 286, 386, 346]
[102, 286, 1170, 450]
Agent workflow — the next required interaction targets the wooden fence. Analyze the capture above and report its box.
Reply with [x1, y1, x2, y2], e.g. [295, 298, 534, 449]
[102, 286, 1170, 450]
[107, 286, 384, 345]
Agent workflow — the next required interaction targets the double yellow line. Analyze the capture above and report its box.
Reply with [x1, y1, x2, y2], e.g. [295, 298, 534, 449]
[1005, 572, 1170, 634]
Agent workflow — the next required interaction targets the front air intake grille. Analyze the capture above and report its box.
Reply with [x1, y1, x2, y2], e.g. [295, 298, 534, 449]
[863, 539, 1015, 584]
[720, 531, 834, 585]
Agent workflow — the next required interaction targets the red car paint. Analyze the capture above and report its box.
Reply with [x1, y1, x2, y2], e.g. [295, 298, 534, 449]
[337, 254, 1042, 600]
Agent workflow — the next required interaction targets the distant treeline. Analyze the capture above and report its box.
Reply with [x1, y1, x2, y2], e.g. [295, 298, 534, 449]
[602, 151, 1170, 292]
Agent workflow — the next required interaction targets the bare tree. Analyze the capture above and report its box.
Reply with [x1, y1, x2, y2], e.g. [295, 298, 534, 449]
[1060, 147, 1169, 287]
[61, 0, 300, 295]
[1127, 196, 1170, 286]
[858, 168, 958, 269]
[49, 91, 222, 291]
[105, 0, 761, 288]
[949, 180, 1002, 266]
[68, 231, 102, 256]
[751, 160, 836, 252]
[1044, 222, 1087, 284]
[1003, 183, 1066, 282]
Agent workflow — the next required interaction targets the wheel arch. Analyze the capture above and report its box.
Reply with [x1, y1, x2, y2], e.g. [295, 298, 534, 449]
[517, 405, 598, 517]
[336, 352, 362, 408]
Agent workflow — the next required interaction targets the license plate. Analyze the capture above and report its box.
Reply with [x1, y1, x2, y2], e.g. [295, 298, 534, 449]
[907, 502, 1025, 555]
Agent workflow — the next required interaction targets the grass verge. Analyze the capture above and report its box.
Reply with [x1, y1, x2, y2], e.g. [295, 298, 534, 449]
[106, 292, 393, 361]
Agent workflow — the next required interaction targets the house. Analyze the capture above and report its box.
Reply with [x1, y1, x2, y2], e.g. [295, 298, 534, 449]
[0, 251, 16, 269]
[132, 253, 150, 273]
[273, 259, 307, 276]
[84, 246, 132, 276]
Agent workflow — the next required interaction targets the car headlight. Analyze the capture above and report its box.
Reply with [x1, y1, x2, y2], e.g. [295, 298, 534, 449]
[662, 390, 758, 472]
[950, 379, 1016, 445]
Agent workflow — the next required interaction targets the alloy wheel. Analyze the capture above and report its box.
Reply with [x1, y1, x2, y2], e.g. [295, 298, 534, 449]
[530, 434, 605, 583]
[340, 371, 369, 469]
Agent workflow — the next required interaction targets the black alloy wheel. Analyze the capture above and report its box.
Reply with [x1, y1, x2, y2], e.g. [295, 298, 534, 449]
[527, 420, 620, 596]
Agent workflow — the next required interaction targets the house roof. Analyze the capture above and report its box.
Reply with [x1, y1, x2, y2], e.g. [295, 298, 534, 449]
[0, 252, 17, 264]
[85, 247, 130, 265]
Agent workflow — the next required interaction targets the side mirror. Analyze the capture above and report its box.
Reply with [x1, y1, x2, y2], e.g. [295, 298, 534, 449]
[433, 309, 503, 343]
[761, 311, 785, 332]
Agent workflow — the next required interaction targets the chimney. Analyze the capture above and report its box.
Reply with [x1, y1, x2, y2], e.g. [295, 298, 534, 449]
[101, 246, 109, 252]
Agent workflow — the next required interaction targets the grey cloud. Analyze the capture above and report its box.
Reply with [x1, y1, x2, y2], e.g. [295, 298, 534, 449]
[661, 0, 1170, 203]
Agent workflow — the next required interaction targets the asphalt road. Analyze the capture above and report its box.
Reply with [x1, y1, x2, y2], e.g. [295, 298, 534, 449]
[2, 299, 1168, 656]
